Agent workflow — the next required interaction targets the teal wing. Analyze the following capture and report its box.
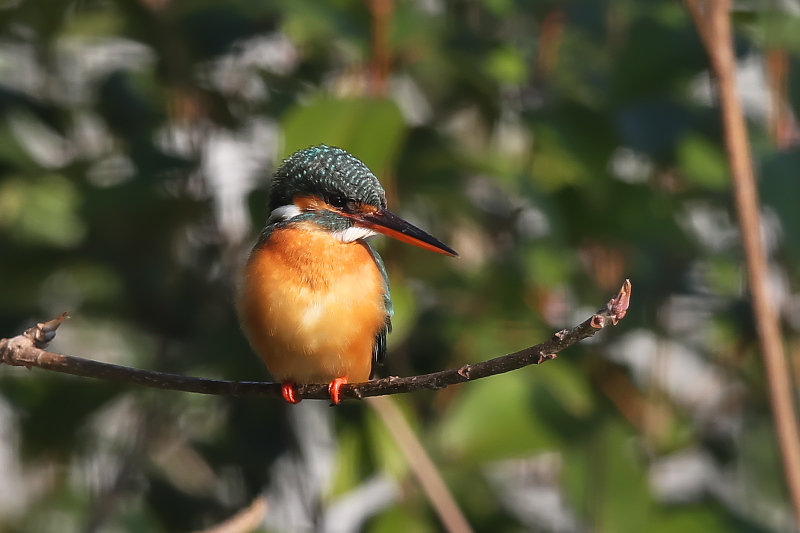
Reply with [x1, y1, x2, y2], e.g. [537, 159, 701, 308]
[367, 243, 393, 370]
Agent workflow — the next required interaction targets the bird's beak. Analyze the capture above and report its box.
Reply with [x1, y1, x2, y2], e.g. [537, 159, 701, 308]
[354, 209, 458, 257]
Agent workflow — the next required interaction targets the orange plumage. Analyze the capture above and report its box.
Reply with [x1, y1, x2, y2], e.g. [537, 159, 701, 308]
[239, 221, 386, 387]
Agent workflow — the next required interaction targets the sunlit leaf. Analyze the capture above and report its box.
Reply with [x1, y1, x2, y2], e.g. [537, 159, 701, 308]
[282, 97, 406, 178]
[0, 175, 85, 247]
[437, 370, 562, 462]
[678, 134, 729, 190]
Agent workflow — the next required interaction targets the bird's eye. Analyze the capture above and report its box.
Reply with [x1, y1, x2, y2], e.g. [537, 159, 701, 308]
[329, 195, 347, 208]
[330, 195, 358, 213]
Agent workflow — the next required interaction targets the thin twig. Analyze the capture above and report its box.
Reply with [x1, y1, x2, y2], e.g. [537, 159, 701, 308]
[685, 0, 800, 522]
[0, 281, 631, 403]
[191, 495, 268, 533]
[368, 396, 473, 533]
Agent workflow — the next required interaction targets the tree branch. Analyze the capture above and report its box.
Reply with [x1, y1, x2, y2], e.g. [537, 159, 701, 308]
[0, 280, 631, 403]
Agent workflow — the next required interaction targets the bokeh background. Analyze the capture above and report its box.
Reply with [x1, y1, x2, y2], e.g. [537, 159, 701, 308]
[1, 0, 799, 531]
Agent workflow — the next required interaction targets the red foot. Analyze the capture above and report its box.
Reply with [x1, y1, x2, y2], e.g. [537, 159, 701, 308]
[281, 380, 301, 404]
[328, 377, 348, 405]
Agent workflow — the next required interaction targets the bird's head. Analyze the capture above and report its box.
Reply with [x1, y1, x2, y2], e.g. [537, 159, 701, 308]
[268, 145, 457, 257]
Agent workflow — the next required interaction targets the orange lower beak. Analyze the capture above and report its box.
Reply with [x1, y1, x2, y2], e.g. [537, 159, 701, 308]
[354, 209, 458, 257]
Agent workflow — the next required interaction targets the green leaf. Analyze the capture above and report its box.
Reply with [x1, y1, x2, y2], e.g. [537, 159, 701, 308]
[368, 505, 438, 533]
[563, 421, 656, 533]
[538, 363, 594, 419]
[530, 125, 591, 191]
[281, 97, 406, 177]
[484, 46, 528, 85]
[437, 370, 561, 462]
[651, 506, 731, 533]
[0, 174, 85, 247]
[330, 427, 367, 498]
[678, 134, 729, 190]
[523, 243, 578, 288]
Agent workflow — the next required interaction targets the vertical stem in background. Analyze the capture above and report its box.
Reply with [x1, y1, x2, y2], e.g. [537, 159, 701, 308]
[686, 0, 800, 523]
[365, 0, 399, 203]
[765, 48, 796, 150]
[367, 0, 394, 97]
[537, 10, 565, 80]
[368, 397, 474, 533]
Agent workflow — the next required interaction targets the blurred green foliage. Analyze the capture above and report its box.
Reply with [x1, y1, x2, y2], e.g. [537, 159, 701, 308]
[0, 0, 799, 532]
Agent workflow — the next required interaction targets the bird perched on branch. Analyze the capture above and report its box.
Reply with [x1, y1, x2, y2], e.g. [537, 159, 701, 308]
[239, 145, 457, 404]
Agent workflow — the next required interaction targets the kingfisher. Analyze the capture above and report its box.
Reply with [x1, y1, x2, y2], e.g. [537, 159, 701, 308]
[238, 145, 457, 405]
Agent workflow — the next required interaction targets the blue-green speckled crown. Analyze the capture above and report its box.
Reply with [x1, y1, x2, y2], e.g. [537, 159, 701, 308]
[269, 145, 388, 212]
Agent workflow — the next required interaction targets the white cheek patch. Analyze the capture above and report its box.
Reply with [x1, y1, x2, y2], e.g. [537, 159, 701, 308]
[269, 203, 377, 243]
[332, 226, 378, 243]
[268, 204, 303, 223]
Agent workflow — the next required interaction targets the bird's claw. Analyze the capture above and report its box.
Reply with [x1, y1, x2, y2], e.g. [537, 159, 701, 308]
[281, 380, 301, 404]
[328, 377, 348, 405]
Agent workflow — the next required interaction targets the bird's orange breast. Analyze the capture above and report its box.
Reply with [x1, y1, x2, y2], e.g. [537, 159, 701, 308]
[238, 222, 387, 385]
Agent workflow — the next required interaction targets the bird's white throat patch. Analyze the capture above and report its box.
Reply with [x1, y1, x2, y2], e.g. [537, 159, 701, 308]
[268, 203, 378, 243]
[331, 226, 378, 243]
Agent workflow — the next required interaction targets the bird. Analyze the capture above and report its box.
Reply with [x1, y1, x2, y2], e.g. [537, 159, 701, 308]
[238, 145, 458, 405]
